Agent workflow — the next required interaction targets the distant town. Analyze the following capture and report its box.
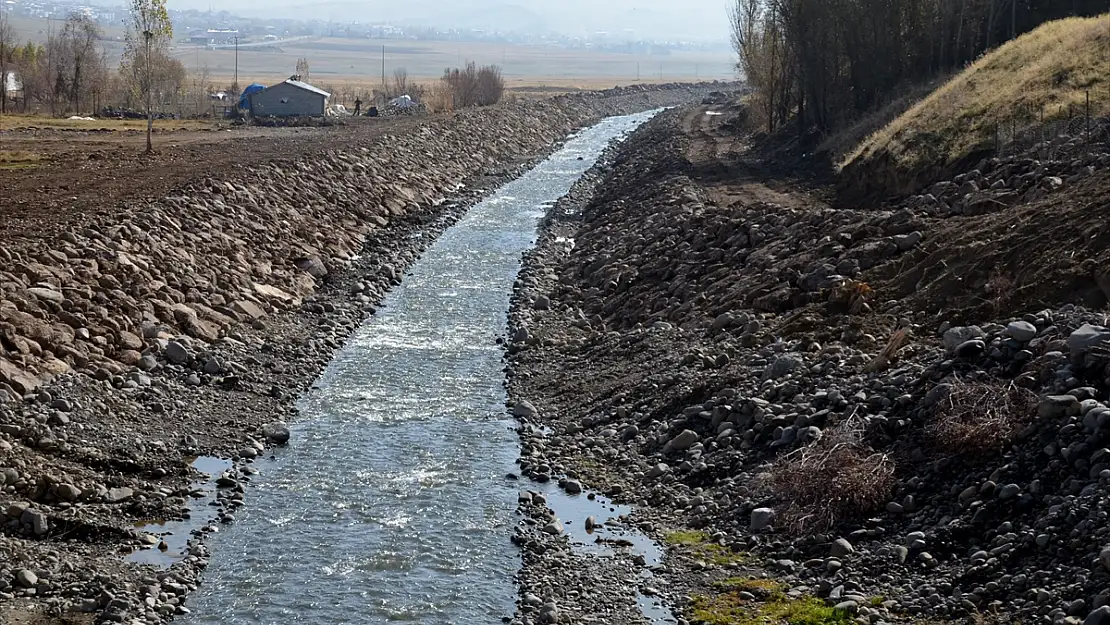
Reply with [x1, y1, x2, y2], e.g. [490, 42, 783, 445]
[1, 0, 730, 56]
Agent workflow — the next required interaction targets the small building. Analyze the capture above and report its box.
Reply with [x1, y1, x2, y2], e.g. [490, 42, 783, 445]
[249, 79, 330, 118]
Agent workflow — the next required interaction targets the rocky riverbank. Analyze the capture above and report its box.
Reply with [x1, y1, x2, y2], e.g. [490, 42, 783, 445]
[506, 102, 1110, 625]
[0, 84, 720, 624]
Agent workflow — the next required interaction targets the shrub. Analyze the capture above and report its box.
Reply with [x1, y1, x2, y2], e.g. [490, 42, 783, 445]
[476, 64, 505, 106]
[770, 414, 895, 535]
[442, 62, 480, 108]
[926, 378, 1036, 458]
[441, 62, 505, 109]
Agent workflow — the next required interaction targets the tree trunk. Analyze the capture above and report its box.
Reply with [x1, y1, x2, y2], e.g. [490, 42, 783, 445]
[146, 91, 153, 153]
[955, 0, 967, 67]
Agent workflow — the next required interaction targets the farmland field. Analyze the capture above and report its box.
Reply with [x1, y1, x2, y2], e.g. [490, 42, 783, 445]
[7, 15, 734, 91]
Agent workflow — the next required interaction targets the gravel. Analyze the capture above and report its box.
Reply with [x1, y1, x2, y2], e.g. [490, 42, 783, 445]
[505, 104, 1110, 625]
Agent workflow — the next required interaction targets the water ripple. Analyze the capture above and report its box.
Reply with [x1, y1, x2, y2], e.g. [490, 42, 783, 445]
[180, 111, 659, 625]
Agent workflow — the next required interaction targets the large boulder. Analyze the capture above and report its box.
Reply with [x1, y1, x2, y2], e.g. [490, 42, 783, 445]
[262, 421, 291, 445]
[1069, 324, 1110, 357]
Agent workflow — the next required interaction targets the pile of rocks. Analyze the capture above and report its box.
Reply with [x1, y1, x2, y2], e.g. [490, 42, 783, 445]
[507, 104, 1110, 624]
[906, 138, 1109, 217]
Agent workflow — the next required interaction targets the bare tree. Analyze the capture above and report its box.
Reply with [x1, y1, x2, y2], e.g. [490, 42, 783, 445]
[122, 0, 173, 153]
[730, 0, 792, 132]
[13, 42, 46, 113]
[0, 8, 14, 114]
[49, 14, 105, 114]
[295, 57, 310, 82]
[729, 0, 1105, 136]
[187, 64, 212, 117]
[390, 67, 408, 98]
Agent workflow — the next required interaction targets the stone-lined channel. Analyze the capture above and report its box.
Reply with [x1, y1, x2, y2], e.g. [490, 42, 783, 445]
[178, 110, 663, 624]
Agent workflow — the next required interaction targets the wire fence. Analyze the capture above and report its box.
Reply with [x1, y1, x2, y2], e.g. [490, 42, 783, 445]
[988, 89, 1110, 161]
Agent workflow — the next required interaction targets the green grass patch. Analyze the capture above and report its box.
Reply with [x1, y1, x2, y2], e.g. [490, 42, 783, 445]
[690, 594, 854, 625]
[0, 114, 213, 132]
[714, 577, 786, 601]
[665, 530, 711, 546]
[664, 529, 748, 566]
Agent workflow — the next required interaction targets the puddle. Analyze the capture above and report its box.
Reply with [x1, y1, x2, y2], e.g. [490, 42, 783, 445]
[538, 484, 676, 624]
[705, 110, 724, 116]
[126, 456, 233, 567]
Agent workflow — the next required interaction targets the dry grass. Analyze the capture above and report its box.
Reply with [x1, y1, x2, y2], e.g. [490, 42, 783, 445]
[984, 269, 1017, 317]
[0, 114, 214, 132]
[865, 327, 911, 373]
[0, 150, 45, 170]
[843, 13, 1110, 172]
[926, 378, 1037, 458]
[770, 414, 896, 535]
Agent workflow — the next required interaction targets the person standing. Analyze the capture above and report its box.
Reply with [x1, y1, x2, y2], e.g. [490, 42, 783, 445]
[353, 97, 362, 116]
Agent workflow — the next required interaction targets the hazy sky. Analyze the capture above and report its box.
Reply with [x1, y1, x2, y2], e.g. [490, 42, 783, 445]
[166, 0, 733, 42]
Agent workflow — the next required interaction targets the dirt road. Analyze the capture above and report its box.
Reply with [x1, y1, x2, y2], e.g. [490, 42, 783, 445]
[681, 103, 828, 210]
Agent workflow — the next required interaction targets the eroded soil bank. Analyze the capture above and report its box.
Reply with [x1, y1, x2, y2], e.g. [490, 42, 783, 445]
[0, 84, 719, 625]
[507, 100, 1110, 625]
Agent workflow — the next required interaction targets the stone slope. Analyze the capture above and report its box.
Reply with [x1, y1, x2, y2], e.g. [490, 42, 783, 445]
[0, 84, 710, 400]
[508, 104, 1110, 625]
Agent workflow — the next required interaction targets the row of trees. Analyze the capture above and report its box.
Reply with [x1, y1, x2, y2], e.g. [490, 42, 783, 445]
[731, 0, 1107, 135]
[1, 13, 108, 115]
[1, 0, 178, 151]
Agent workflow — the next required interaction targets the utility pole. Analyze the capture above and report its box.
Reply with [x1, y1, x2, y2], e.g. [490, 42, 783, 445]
[381, 44, 385, 87]
[233, 35, 239, 92]
[1010, 0, 1016, 40]
[636, 62, 640, 81]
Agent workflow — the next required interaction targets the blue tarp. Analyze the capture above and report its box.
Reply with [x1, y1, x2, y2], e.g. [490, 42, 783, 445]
[238, 83, 266, 109]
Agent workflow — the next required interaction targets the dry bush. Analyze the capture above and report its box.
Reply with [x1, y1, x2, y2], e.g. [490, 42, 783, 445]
[984, 269, 1015, 316]
[442, 62, 480, 108]
[406, 82, 427, 103]
[926, 378, 1036, 457]
[425, 81, 454, 113]
[388, 67, 409, 99]
[770, 415, 895, 535]
[441, 62, 505, 109]
[476, 64, 505, 106]
[829, 279, 873, 314]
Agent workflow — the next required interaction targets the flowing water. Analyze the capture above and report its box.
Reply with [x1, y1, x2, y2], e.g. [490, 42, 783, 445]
[180, 110, 661, 625]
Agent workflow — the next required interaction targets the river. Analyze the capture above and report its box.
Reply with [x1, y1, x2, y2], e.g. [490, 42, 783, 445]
[179, 110, 660, 624]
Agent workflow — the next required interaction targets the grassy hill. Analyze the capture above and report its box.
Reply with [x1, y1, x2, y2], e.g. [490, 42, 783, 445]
[840, 13, 1109, 199]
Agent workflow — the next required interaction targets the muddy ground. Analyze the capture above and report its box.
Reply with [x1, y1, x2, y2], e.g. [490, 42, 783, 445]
[0, 118, 430, 238]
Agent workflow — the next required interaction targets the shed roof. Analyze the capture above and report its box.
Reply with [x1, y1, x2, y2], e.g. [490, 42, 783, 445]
[281, 79, 330, 97]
